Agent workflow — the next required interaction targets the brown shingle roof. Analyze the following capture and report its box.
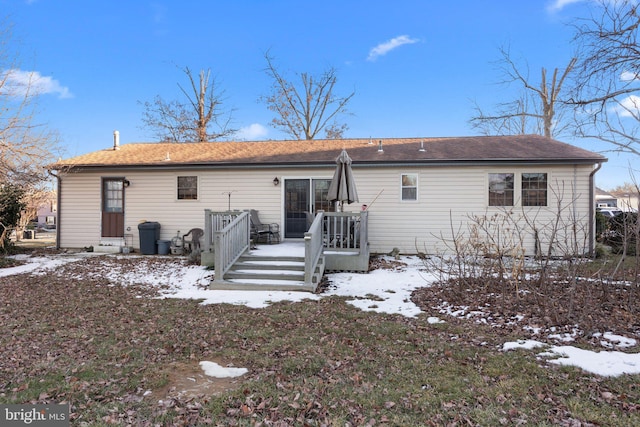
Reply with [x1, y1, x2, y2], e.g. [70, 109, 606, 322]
[51, 135, 606, 169]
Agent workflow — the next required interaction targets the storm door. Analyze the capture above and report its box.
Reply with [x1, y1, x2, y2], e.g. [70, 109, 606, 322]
[102, 178, 125, 238]
[284, 178, 332, 238]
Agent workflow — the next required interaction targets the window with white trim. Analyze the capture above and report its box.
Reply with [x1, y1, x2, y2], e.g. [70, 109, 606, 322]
[521, 173, 547, 206]
[177, 176, 198, 200]
[488, 173, 514, 206]
[401, 173, 418, 201]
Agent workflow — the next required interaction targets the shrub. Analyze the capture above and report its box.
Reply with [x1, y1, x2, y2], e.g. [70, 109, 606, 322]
[605, 212, 639, 255]
[0, 184, 26, 252]
[595, 211, 609, 241]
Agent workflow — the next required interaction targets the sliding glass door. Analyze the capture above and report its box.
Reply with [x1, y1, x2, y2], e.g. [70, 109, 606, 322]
[284, 178, 332, 238]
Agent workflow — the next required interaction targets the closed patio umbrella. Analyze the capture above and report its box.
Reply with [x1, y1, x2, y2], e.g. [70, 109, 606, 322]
[327, 149, 359, 211]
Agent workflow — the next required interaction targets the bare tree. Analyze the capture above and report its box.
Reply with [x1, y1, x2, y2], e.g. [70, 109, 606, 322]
[609, 181, 640, 194]
[1, 18, 59, 185]
[571, 0, 640, 156]
[14, 185, 53, 240]
[140, 66, 235, 142]
[261, 52, 354, 140]
[470, 46, 576, 138]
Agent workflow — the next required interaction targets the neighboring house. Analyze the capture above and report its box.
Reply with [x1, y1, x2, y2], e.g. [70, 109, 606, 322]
[49, 135, 606, 259]
[36, 191, 58, 228]
[595, 187, 618, 208]
[610, 191, 639, 213]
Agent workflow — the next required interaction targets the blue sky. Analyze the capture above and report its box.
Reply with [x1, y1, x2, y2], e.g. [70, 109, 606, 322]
[1, 0, 636, 189]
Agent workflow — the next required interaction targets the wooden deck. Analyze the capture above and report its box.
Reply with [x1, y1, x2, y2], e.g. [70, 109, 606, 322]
[202, 210, 369, 292]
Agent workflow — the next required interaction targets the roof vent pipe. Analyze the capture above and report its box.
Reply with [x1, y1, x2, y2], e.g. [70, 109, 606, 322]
[113, 130, 120, 150]
[419, 140, 426, 152]
[378, 140, 383, 153]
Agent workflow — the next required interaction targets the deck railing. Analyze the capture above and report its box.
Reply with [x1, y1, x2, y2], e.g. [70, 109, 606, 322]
[323, 210, 370, 271]
[213, 211, 251, 282]
[323, 211, 368, 251]
[203, 210, 243, 254]
[304, 211, 325, 286]
[203, 208, 370, 287]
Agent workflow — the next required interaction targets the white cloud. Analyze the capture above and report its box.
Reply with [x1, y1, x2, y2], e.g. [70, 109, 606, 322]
[612, 95, 640, 117]
[235, 123, 269, 140]
[367, 35, 420, 61]
[621, 71, 639, 81]
[546, 0, 586, 12]
[1, 69, 73, 99]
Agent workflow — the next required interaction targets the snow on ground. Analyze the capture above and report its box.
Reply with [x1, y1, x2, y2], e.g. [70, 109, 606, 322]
[502, 339, 640, 377]
[199, 361, 248, 378]
[326, 255, 435, 317]
[3, 244, 639, 378]
[0, 253, 98, 277]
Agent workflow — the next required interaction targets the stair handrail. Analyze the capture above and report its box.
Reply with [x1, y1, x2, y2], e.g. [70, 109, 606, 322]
[304, 210, 325, 287]
[204, 209, 243, 254]
[214, 211, 251, 282]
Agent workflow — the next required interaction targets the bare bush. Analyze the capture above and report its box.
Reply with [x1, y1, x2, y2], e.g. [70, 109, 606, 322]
[419, 183, 640, 328]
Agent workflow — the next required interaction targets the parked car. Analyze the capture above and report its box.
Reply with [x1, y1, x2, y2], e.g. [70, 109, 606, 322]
[597, 207, 623, 218]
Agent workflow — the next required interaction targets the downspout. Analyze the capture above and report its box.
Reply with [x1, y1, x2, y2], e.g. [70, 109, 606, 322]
[589, 162, 603, 257]
[573, 165, 578, 221]
[46, 169, 61, 250]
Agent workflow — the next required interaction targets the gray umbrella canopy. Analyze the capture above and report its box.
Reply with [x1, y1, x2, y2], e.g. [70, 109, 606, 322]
[327, 149, 359, 210]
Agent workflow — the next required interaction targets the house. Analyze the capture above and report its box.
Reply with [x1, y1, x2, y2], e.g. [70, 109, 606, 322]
[595, 187, 618, 208]
[49, 135, 606, 280]
[610, 190, 639, 213]
[36, 190, 58, 229]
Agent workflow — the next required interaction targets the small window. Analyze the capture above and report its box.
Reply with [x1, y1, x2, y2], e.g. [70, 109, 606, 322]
[522, 173, 547, 206]
[401, 173, 418, 201]
[177, 176, 198, 200]
[104, 179, 124, 212]
[488, 173, 514, 206]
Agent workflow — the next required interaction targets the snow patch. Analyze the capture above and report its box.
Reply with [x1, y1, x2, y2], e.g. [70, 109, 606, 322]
[199, 361, 248, 378]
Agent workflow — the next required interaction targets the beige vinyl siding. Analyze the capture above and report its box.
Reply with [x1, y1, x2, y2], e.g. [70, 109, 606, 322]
[58, 163, 595, 256]
[59, 169, 291, 249]
[340, 164, 594, 255]
[127, 168, 286, 246]
[58, 174, 102, 249]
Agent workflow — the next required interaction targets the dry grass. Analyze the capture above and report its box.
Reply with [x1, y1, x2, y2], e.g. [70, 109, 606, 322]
[0, 250, 638, 426]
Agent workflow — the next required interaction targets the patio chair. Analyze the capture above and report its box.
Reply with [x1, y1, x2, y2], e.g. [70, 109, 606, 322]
[182, 228, 203, 253]
[249, 209, 280, 244]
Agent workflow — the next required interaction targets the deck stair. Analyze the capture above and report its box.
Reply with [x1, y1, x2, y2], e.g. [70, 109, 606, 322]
[210, 252, 323, 292]
[204, 210, 365, 292]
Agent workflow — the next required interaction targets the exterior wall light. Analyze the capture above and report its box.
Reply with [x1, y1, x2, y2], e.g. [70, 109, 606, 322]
[123, 179, 131, 188]
[273, 177, 280, 186]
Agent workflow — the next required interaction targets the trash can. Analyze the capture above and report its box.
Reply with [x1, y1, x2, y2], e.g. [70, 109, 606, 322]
[157, 240, 171, 255]
[138, 222, 161, 254]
